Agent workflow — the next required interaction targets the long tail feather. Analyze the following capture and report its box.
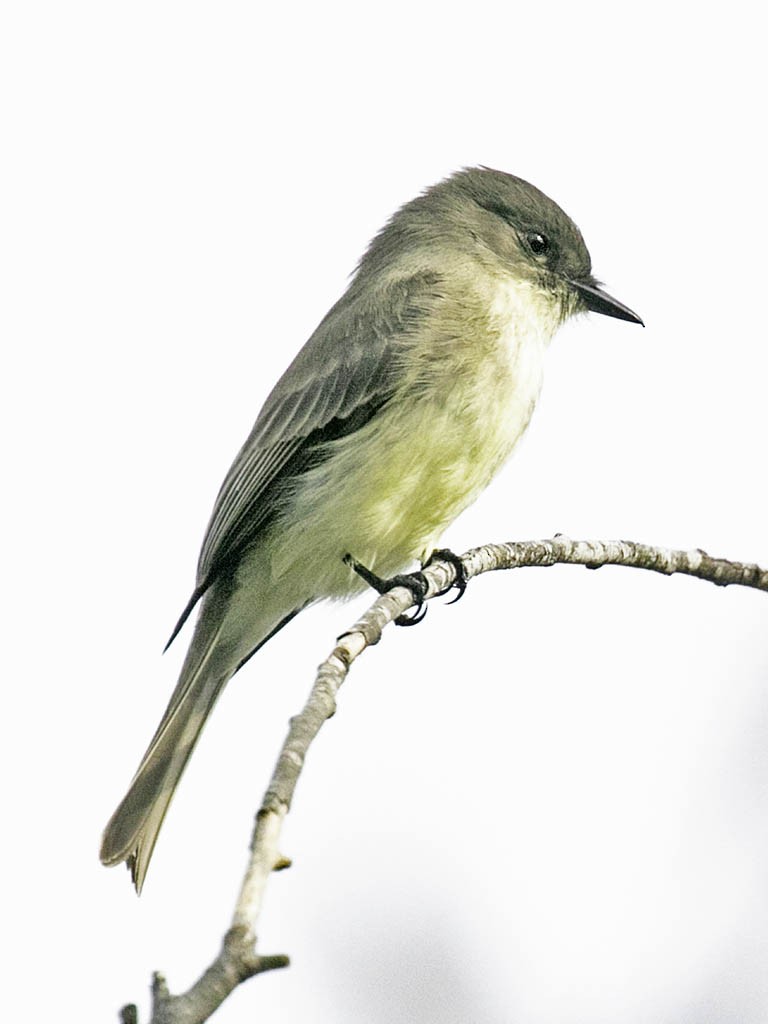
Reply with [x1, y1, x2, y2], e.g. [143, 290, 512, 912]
[101, 557, 303, 893]
[99, 613, 229, 893]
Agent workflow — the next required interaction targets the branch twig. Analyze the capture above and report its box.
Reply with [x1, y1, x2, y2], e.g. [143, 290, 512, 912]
[125, 536, 767, 1023]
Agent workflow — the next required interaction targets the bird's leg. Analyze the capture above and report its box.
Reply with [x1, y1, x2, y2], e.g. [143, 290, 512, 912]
[423, 548, 469, 604]
[343, 554, 429, 626]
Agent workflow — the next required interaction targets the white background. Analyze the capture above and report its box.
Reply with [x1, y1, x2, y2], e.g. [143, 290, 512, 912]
[2, 3, 767, 1022]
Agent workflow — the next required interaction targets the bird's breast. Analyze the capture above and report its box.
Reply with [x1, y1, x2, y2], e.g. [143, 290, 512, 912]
[269, 274, 559, 593]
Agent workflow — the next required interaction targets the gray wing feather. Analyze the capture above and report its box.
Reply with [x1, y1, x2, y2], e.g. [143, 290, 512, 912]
[166, 272, 439, 647]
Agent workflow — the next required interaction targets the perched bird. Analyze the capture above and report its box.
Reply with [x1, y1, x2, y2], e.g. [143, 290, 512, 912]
[101, 167, 642, 891]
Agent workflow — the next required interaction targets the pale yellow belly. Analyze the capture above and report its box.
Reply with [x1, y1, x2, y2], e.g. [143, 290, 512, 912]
[225, 271, 557, 652]
[264, 341, 544, 600]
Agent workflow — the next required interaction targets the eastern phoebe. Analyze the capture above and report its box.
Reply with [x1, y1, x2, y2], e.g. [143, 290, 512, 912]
[101, 167, 642, 891]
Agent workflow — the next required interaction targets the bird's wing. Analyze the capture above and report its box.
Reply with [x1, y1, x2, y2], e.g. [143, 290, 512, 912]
[166, 271, 440, 648]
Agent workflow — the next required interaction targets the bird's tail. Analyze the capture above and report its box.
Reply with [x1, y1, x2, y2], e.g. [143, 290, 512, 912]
[99, 603, 233, 893]
[98, 638, 228, 888]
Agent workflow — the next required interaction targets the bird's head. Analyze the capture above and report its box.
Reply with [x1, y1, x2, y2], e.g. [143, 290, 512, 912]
[364, 166, 643, 328]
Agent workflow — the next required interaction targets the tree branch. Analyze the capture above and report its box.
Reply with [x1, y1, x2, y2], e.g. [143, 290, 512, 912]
[122, 536, 767, 1023]
[458, 536, 768, 591]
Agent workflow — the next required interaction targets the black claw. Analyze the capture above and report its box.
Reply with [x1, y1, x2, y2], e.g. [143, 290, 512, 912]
[344, 554, 430, 628]
[424, 548, 469, 604]
[395, 602, 428, 627]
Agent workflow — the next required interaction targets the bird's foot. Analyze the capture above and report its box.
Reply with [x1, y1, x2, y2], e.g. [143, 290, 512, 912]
[423, 548, 469, 604]
[343, 554, 429, 626]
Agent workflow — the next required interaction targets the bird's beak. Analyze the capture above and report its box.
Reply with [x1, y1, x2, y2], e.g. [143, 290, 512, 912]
[569, 278, 644, 326]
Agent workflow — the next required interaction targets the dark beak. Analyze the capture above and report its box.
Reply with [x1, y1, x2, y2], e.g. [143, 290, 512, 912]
[569, 278, 644, 326]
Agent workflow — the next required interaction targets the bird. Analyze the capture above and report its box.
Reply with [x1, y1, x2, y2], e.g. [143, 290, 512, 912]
[100, 166, 643, 892]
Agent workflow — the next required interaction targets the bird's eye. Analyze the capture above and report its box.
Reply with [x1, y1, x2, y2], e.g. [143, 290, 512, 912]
[526, 232, 550, 256]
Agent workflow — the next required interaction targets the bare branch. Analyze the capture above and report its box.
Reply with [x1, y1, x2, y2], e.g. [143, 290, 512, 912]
[123, 536, 767, 1023]
[457, 536, 768, 592]
[132, 930, 288, 1024]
